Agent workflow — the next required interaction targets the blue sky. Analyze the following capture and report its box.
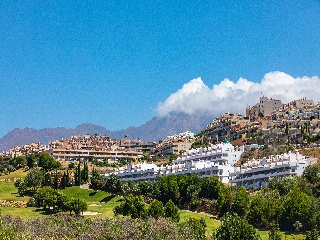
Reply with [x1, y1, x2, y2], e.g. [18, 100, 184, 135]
[1, 1, 320, 137]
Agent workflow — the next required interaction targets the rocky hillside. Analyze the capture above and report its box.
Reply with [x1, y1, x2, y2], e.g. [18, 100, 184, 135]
[0, 112, 214, 152]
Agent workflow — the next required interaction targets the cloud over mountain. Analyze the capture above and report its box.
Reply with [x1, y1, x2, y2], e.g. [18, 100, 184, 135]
[157, 71, 320, 116]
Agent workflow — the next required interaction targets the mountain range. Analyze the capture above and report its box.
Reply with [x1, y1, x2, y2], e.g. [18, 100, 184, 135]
[0, 112, 214, 152]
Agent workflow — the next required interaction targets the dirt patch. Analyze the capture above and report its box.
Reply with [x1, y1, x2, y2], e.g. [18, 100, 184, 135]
[0, 200, 27, 207]
[89, 203, 102, 207]
[82, 211, 101, 216]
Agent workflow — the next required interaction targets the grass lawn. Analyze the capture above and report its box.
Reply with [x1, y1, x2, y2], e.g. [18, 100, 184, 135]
[180, 210, 220, 232]
[0, 169, 28, 180]
[180, 210, 220, 238]
[60, 187, 113, 202]
[0, 206, 40, 219]
[0, 182, 30, 201]
[258, 230, 306, 240]
[61, 187, 122, 218]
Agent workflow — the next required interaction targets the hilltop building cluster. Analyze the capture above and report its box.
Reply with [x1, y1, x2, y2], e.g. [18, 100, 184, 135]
[1, 134, 155, 162]
[203, 113, 260, 143]
[203, 97, 320, 146]
[1, 131, 194, 163]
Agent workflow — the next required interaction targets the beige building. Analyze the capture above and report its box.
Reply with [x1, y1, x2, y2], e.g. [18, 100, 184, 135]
[152, 138, 192, 156]
[294, 98, 314, 109]
[259, 96, 282, 117]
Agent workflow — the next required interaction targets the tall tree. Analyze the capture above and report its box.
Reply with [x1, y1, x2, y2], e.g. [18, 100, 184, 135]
[38, 153, 61, 172]
[53, 171, 59, 190]
[61, 172, 67, 189]
[26, 154, 37, 169]
[231, 186, 249, 217]
[75, 163, 81, 186]
[105, 173, 121, 194]
[24, 168, 45, 192]
[280, 187, 313, 231]
[81, 161, 89, 184]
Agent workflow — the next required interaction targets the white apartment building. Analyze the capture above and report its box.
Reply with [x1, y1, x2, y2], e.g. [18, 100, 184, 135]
[104, 143, 244, 184]
[173, 143, 244, 166]
[104, 143, 317, 187]
[230, 152, 317, 188]
[104, 160, 235, 184]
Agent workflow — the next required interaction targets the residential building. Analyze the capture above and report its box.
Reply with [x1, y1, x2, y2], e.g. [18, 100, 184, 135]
[230, 152, 317, 188]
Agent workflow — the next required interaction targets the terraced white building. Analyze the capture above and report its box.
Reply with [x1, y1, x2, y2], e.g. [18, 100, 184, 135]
[230, 152, 317, 188]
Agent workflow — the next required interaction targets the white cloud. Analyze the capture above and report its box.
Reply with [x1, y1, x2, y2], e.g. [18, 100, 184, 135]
[157, 71, 320, 116]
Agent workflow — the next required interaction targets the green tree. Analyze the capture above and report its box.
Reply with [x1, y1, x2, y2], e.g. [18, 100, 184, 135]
[26, 154, 37, 169]
[279, 187, 313, 231]
[24, 168, 45, 192]
[154, 175, 180, 205]
[43, 172, 52, 186]
[182, 217, 206, 240]
[14, 178, 27, 196]
[7, 164, 16, 172]
[67, 198, 88, 216]
[60, 172, 67, 189]
[200, 176, 226, 200]
[137, 180, 154, 196]
[247, 196, 264, 227]
[148, 199, 164, 219]
[38, 153, 61, 172]
[90, 168, 106, 190]
[248, 189, 282, 228]
[53, 171, 59, 189]
[114, 194, 147, 219]
[105, 173, 122, 194]
[121, 180, 139, 195]
[306, 229, 319, 240]
[217, 186, 233, 217]
[66, 170, 72, 187]
[303, 164, 320, 185]
[213, 214, 261, 240]
[33, 186, 56, 209]
[268, 222, 282, 240]
[81, 161, 89, 184]
[11, 156, 26, 169]
[231, 186, 249, 217]
[75, 163, 81, 186]
[164, 199, 180, 223]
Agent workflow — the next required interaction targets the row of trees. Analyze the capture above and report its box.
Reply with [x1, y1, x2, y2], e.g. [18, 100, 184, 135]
[114, 195, 180, 222]
[28, 186, 88, 216]
[4, 153, 62, 172]
[14, 161, 90, 195]
[94, 164, 320, 233]
[91, 171, 226, 207]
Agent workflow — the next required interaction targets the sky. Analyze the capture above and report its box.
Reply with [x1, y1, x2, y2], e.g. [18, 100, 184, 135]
[1, 0, 320, 137]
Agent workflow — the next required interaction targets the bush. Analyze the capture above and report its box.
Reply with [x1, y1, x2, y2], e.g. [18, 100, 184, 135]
[213, 214, 261, 240]
[7, 165, 16, 172]
[306, 229, 319, 240]
[164, 200, 180, 223]
[180, 217, 206, 240]
[0, 214, 209, 240]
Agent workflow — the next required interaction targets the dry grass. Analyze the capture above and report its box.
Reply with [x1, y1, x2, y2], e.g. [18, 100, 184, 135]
[300, 148, 320, 161]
